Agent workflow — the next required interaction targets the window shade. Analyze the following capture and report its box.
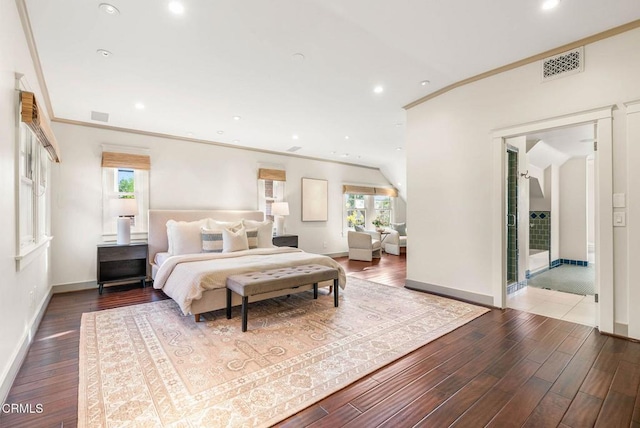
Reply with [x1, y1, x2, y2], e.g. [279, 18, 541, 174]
[342, 185, 398, 197]
[20, 91, 61, 163]
[102, 152, 151, 170]
[258, 168, 286, 181]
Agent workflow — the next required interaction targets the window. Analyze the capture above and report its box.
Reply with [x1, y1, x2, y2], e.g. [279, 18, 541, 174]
[345, 194, 366, 228]
[258, 179, 285, 222]
[101, 148, 150, 240]
[16, 122, 50, 269]
[374, 195, 392, 226]
[257, 168, 286, 224]
[342, 185, 398, 232]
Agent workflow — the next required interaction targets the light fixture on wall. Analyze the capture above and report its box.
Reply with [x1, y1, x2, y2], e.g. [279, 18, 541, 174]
[271, 202, 290, 236]
[110, 198, 138, 245]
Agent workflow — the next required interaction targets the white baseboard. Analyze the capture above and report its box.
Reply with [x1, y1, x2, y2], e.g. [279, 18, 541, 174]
[52, 280, 97, 293]
[0, 288, 52, 404]
[614, 322, 629, 337]
[325, 251, 348, 258]
[405, 279, 495, 307]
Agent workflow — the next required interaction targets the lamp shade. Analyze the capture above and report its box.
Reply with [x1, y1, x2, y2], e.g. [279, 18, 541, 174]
[109, 198, 138, 217]
[271, 202, 289, 216]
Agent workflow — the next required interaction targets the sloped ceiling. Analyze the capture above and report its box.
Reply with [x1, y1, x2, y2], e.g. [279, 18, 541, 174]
[22, 0, 640, 193]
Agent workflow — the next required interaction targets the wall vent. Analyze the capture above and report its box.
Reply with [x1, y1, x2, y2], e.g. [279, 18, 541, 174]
[542, 47, 584, 82]
[91, 111, 109, 122]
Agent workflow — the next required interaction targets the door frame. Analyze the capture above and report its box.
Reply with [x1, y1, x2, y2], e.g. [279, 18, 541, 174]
[491, 105, 614, 333]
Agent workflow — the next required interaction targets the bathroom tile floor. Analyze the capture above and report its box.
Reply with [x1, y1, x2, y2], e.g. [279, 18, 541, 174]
[507, 286, 596, 327]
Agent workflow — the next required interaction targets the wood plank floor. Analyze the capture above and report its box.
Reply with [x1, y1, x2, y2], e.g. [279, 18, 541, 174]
[2, 252, 640, 427]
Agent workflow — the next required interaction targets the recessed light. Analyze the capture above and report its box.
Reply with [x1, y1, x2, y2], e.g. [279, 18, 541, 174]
[168, 1, 184, 14]
[396, 147, 403, 151]
[541, 0, 560, 10]
[397, 183, 402, 187]
[420, 80, 430, 86]
[292, 134, 299, 140]
[330, 151, 336, 155]
[217, 130, 224, 135]
[99, 3, 120, 15]
[232, 139, 239, 143]
[233, 116, 241, 121]
[373, 86, 384, 94]
[135, 102, 145, 110]
[340, 153, 350, 158]
[292, 53, 305, 63]
[187, 132, 194, 136]
[96, 49, 112, 58]
[344, 136, 350, 140]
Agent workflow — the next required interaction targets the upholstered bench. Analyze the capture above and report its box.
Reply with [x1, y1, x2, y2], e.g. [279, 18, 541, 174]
[226, 264, 339, 332]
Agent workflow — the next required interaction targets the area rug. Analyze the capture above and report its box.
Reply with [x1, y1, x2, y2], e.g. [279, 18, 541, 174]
[78, 277, 489, 427]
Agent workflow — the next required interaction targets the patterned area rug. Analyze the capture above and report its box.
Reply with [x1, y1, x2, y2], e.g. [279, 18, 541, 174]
[78, 277, 489, 427]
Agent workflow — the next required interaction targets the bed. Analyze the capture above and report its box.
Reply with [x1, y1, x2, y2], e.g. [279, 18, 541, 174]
[149, 209, 346, 321]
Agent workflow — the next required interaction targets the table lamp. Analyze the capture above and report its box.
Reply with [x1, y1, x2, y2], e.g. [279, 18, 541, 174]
[271, 202, 289, 236]
[110, 198, 138, 245]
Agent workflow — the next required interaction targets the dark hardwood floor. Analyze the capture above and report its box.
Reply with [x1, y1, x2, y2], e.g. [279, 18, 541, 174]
[3, 252, 640, 427]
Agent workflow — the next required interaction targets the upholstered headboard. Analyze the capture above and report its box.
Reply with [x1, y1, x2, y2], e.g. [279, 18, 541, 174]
[148, 209, 264, 263]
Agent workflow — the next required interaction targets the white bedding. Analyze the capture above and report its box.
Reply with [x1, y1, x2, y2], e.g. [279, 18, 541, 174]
[153, 247, 347, 315]
[154, 252, 172, 267]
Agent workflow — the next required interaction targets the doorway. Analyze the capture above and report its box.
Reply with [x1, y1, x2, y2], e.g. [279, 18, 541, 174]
[491, 106, 614, 333]
[506, 124, 597, 326]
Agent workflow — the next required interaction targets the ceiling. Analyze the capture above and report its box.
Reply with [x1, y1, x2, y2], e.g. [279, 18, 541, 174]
[23, 0, 640, 190]
[527, 123, 596, 169]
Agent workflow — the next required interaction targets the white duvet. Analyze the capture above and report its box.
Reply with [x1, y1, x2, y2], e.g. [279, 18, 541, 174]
[153, 247, 347, 315]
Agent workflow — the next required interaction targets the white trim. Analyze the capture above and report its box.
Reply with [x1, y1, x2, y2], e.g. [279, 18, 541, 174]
[405, 280, 495, 307]
[0, 288, 52, 404]
[53, 280, 97, 293]
[491, 106, 614, 138]
[625, 99, 640, 114]
[626, 101, 640, 339]
[101, 143, 150, 155]
[492, 106, 614, 332]
[15, 235, 52, 271]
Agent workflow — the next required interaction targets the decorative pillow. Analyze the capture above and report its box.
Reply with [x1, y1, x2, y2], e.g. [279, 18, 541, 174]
[201, 227, 224, 253]
[354, 225, 365, 232]
[166, 218, 210, 255]
[390, 222, 407, 237]
[242, 219, 274, 248]
[222, 226, 249, 253]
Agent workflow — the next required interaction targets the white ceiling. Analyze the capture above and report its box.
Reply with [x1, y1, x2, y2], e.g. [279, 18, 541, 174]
[24, 0, 640, 189]
[527, 123, 595, 169]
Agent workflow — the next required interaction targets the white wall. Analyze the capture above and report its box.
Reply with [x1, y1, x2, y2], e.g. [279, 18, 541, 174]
[50, 122, 395, 288]
[559, 158, 588, 261]
[406, 28, 640, 330]
[0, 0, 53, 401]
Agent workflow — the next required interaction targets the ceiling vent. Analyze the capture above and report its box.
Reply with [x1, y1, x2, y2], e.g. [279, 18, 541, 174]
[286, 146, 302, 152]
[91, 111, 109, 122]
[542, 47, 584, 82]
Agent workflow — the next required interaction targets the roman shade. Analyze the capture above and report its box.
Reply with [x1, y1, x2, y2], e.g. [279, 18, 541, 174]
[20, 91, 61, 162]
[102, 152, 151, 170]
[258, 168, 286, 181]
[342, 185, 398, 197]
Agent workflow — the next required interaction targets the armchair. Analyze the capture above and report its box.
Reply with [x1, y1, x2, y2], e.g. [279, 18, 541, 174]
[348, 230, 382, 261]
[384, 227, 407, 255]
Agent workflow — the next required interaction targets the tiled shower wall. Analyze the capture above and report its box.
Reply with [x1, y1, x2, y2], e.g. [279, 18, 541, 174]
[507, 152, 518, 284]
[530, 211, 550, 250]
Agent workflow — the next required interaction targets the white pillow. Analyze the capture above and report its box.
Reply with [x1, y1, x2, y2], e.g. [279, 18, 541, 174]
[242, 219, 274, 248]
[222, 226, 249, 253]
[166, 219, 211, 255]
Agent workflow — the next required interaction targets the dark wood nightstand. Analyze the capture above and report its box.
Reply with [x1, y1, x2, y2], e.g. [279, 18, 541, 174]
[272, 234, 298, 248]
[97, 243, 148, 294]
